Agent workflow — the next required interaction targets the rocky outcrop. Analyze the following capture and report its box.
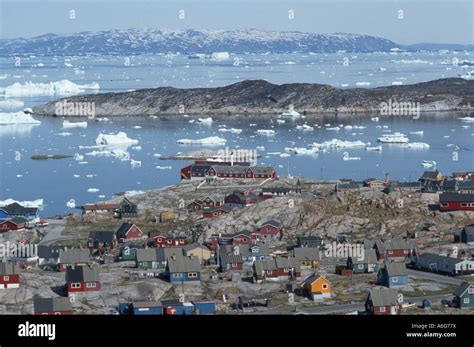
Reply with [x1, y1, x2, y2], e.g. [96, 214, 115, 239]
[32, 78, 474, 117]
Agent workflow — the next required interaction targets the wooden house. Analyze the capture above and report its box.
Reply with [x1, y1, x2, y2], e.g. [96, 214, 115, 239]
[0, 203, 38, 221]
[378, 262, 409, 288]
[203, 205, 233, 218]
[116, 223, 144, 243]
[460, 224, 474, 244]
[0, 262, 20, 289]
[415, 253, 474, 276]
[253, 257, 300, 283]
[419, 171, 444, 185]
[292, 247, 320, 269]
[0, 217, 28, 232]
[87, 231, 117, 252]
[33, 297, 73, 315]
[165, 255, 201, 283]
[183, 243, 213, 264]
[218, 253, 244, 272]
[374, 238, 418, 261]
[348, 249, 379, 273]
[365, 286, 401, 315]
[363, 178, 386, 189]
[454, 282, 474, 309]
[296, 236, 323, 248]
[65, 265, 100, 294]
[37, 245, 63, 268]
[302, 274, 332, 300]
[252, 220, 282, 242]
[260, 187, 292, 200]
[58, 249, 91, 272]
[439, 193, 474, 212]
[114, 198, 138, 219]
[224, 190, 260, 207]
[80, 203, 119, 215]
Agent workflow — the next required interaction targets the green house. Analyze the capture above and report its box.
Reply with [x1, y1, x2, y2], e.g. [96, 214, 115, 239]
[454, 282, 474, 309]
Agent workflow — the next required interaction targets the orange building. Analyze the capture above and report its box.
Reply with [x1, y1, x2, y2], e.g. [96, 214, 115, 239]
[302, 274, 332, 300]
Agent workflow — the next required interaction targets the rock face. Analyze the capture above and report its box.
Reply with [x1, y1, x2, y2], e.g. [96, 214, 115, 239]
[0, 29, 399, 55]
[32, 78, 474, 117]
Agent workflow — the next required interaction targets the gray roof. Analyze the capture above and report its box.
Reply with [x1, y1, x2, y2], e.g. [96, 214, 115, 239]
[368, 286, 399, 306]
[462, 224, 474, 236]
[248, 166, 275, 175]
[418, 253, 464, 267]
[352, 249, 378, 264]
[260, 219, 282, 228]
[254, 257, 300, 273]
[158, 248, 184, 262]
[59, 248, 90, 264]
[0, 262, 19, 275]
[382, 238, 417, 251]
[88, 230, 115, 244]
[261, 187, 292, 193]
[239, 244, 270, 257]
[213, 165, 247, 174]
[220, 253, 243, 267]
[34, 297, 72, 313]
[66, 265, 99, 283]
[440, 193, 474, 202]
[132, 301, 163, 308]
[292, 247, 320, 261]
[384, 262, 408, 277]
[454, 282, 474, 297]
[38, 245, 63, 259]
[167, 256, 201, 273]
[136, 248, 159, 262]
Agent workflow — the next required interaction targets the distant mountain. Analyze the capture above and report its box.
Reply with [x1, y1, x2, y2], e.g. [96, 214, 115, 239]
[0, 28, 400, 55]
[32, 78, 474, 117]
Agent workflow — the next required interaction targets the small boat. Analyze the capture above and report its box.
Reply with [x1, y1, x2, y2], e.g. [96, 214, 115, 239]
[377, 132, 409, 143]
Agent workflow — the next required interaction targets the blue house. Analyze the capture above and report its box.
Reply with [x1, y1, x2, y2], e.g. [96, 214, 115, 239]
[461, 225, 474, 244]
[165, 255, 201, 283]
[378, 262, 409, 287]
[0, 203, 39, 221]
[454, 282, 474, 309]
[161, 300, 195, 315]
[119, 301, 164, 315]
[192, 300, 216, 315]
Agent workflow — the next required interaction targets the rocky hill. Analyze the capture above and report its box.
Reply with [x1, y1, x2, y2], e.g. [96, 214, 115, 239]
[32, 78, 474, 117]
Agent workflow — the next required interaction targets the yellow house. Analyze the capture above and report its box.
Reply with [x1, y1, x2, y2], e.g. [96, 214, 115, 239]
[183, 244, 213, 264]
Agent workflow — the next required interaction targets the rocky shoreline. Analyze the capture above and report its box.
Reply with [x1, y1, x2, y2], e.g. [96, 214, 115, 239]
[32, 78, 474, 118]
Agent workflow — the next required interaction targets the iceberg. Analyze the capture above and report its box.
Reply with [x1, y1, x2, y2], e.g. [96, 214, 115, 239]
[87, 188, 100, 193]
[257, 129, 275, 136]
[156, 166, 172, 170]
[409, 131, 424, 136]
[177, 136, 227, 145]
[281, 110, 301, 118]
[311, 139, 367, 149]
[66, 199, 76, 208]
[1, 80, 100, 97]
[403, 142, 430, 149]
[296, 124, 314, 131]
[211, 52, 230, 61]
[285, 147, 319, 156]
[63, 120, 87, 128]
[0, 198, 43, 209]
[130, 159, 141, 167]
[218, 127, 242, 134]
[421, 160, 437, 168]
[458, 117, 474, 122]
[95, 131, 139, 146]
[198, 117, 213, 125]
[86, 149, 130, 161]
[0, 111, 41, 125]
[0, 99, 24, 110]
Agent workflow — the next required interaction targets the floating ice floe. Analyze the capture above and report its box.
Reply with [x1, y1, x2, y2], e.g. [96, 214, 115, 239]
[57, 132, 72, 136]
[277, 119, 286, 124]
[66, 199, 76, 208]
[356, 82, 370, 86]
[95, 131, 139, 146]
[281, 110, 301, 118]
[1, 80, 99, 97]
[218, 127, 242, 134]
[198, 117, 213, 125]
[257, 129, 275, 136]
[403, 142, 430, 149]
[326, 126, 340, 131]
[410, 131, 424, 136]
[378, 133, 409, 143]
[285, 147, 319, 156]
[178, 136, 227, 146]
[371, 117, 379, 122]
[86, 149, 130, 161]
[132, 125, 142, 129]
[74, 153, 84, 161]
[156, 166, 172, 170]
[87, 188, 100, 193]
[153, 153, 162, 157]
[0, 198, 43, 208]
[0, 99, 24, 110]
[458, 117, 474, 122]
[366, 146, 382, 151]
[421, 160, 437, 168]
[211, 52, 230, 61]
[296, 124, 314, 131]
[256, 146, 265, 151]
[312, 139, 367, 149]
[0, 111, 41, 125]
[63, 120, 87, 129]
[279, 153, 290, 158]
[130, 159, 141, 167]
[391, 81, 403, 86]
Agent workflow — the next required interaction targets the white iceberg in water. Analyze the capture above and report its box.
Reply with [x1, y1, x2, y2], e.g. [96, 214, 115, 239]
[281, 110, 301, 118]
[421, 160, 437, 168]
[285, 147, 319, 156]
[95, 131, 139, 146]
[0, 99, 24, 110]
[86, 149, 130, 161]
[0, 111, 41, 125]
[87, 188, 100, 193]
[63, 120, 87, 128]
[198, 117, 213, 125]
[458, 117, 474, 122]
[1, 80, 100, 97]
[66, 199, 76, 209]
[177, 136, 227, 145]
[403, 142, 430, 149]
[0, 198, 43, 209]
[296, 124, 314, 131]
[218, 127, 242, 134]
[257, 129, 275, 136]
[130, 159, 141, 167]
[312, 139, 367, 149]
[409, 131, 424, 136]
[211, 52, 230, 61]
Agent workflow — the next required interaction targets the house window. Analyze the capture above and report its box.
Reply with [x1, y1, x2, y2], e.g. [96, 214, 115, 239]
[54, 312, 62, 315]
[379, 307, 386, 313]
[188, 272, 198, 278]
[322, 284, 328, 289]
[392, 277, 398, 283]
[464, 298, 470, 304]
[86, 282, 96, 288]
[440, 203, 449, 207]
[358, 264, 364, 269]
[71, 283, 81, 289]
[468, 287, 474, 294]
[461, 203, 468, 207]
[3, 276, 9, 282]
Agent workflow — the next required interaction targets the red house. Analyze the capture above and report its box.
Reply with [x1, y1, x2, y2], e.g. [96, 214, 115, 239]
[252, 220, 282, 242]
[149, 232, 188, 248]
[365, 287, 401, 315]
[439, 193, 474, 212]
[232, 231, 253, 245]
[33, 297, 73, 315]
[116, 223, 144, 243]
[0, 217, 27, 233]
[253, 257, 301, 283]
[224, 191, 260, 207]
[203, 206, 233, 219]
[374, 239, 418, 261]
[66, 265, 100, 293]
[0, 262, 20, 289]
[58, 248, 92, 272]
